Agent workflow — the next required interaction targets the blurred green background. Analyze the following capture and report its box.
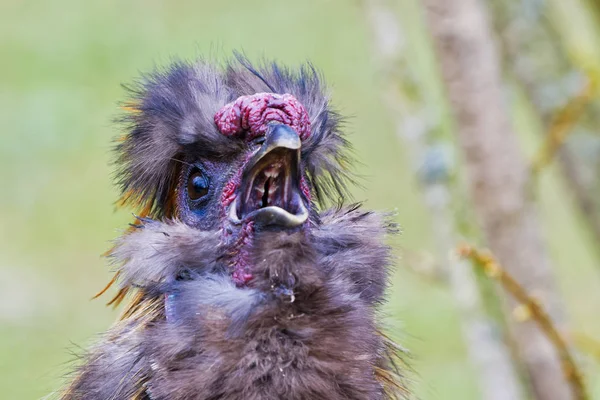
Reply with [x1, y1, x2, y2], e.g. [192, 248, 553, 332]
[2, 0, 600, 399]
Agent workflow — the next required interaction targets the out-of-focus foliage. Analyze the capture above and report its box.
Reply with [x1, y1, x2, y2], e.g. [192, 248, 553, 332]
[492, 0, 600, 242]
[1, 0, 600, 399]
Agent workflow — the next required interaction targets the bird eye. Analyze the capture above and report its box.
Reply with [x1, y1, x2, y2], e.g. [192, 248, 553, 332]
[187, 168, 210, 201]
[250, 136, 265, 146]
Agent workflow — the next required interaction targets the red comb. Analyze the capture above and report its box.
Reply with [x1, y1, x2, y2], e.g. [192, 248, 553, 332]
[214, 93, 311, 140]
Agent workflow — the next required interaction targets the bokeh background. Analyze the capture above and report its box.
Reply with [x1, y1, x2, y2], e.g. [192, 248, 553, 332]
[2, 0, 600, 399]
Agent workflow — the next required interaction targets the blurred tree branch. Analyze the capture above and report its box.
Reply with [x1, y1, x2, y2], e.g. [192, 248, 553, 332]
[531, 78, 596, 176]
[362, 1, 523, 399]
[420, 0, 573, 398]
[491, 0, 600, 271]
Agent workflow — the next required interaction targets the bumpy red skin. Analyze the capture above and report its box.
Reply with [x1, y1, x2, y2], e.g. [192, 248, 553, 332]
[299, 175, 311, 202]
[215, 93, 312, 286]
[221, 173, 241, 209]
[214, 93, 311, 141]
[229, 221, 255, 285]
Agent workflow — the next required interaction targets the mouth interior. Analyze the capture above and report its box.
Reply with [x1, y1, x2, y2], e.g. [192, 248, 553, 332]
[233, 148, 306, 224]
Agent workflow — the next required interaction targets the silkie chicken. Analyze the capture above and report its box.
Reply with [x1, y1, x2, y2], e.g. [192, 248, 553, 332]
[60, 55, 407, 400]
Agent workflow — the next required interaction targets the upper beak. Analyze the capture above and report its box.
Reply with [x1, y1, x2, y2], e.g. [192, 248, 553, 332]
[244, 124, 301, 172]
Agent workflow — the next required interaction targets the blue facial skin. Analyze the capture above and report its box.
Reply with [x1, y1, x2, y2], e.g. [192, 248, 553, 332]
[177, 159, 240, 231]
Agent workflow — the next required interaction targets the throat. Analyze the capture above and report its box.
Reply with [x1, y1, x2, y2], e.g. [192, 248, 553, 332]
[261, 178, 271, 208]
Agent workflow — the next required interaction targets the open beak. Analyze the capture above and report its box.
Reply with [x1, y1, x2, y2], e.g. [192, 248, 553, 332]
[228, 124, 309, 228]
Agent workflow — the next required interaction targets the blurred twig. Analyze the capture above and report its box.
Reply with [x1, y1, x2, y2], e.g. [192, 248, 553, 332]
[572, 331, 600, 363]
[458, 244, 588, 400]
[531, 78, 596, 175]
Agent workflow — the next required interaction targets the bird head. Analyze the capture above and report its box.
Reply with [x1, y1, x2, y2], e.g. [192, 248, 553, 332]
[116, 57, 351, 287]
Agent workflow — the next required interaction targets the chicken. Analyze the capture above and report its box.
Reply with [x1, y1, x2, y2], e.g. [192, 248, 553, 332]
[60, 55, 406, 400]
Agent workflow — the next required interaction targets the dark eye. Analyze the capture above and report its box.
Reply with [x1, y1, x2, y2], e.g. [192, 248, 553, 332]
[187, 168, 210, 200]
[250, 136, 265, 146]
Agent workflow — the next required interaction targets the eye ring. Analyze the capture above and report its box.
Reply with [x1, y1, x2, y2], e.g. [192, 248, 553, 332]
[187, 168, 210, 201]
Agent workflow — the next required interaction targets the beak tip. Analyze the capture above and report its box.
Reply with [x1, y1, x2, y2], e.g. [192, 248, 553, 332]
[266, 124, 301, 150]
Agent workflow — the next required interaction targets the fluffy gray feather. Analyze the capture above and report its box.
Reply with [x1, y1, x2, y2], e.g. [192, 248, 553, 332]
[62, 207, 402, 400]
